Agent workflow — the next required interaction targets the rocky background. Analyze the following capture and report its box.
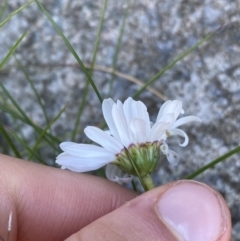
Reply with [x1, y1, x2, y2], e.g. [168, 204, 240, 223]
[0, 0, 240, 239]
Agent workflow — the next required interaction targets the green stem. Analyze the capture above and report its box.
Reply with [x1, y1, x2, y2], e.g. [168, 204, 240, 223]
[108, 0, 130, 96]
[0, 0, 34, 27]
[123, 147, 156, 191]
[133, 25, 226, 98]
[131, 179, 137, 192]
[71, 0, 107, 142]
[185, 145, 240, 179]
[141, 175, 155, 191]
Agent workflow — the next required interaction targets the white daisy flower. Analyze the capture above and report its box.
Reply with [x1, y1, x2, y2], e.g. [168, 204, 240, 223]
[56, 97, 200, 183]
[156, 100, 201, 164]
[105, 164, 133, 184]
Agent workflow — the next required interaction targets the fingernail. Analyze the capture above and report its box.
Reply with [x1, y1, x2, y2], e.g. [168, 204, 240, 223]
[157, 181, 227, 241]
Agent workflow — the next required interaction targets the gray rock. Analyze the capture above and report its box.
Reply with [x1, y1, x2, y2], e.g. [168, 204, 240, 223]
[0, 0, 240, 239]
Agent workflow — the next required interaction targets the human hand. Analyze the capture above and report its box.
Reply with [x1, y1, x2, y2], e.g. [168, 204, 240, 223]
[0, 154, 231, 241]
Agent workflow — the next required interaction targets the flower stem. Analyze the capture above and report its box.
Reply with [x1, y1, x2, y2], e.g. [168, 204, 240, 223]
[123, 147, 156, 192]
[141, 174, 155, 191]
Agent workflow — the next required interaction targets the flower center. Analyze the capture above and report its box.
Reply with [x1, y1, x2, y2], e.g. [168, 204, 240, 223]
[112, 141, 161, 177]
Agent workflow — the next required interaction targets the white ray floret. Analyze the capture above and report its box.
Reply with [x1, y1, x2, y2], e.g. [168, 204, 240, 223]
[156, 100, 201, 146]
[105, 164, 133, 184]
[56, 97, 201, 182]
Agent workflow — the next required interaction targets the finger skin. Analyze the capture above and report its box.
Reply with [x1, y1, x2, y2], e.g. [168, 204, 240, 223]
[0, 154, 232, 241]
[0, 154, 137, 241]
[68, 181, 232, 241]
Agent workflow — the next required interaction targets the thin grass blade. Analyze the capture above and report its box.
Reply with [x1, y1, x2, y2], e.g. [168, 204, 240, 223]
[89, 0, 108, 75]
[108, 0, 130, 96]
[0, 105, 61, 153]
[133, 25, 226, 98]
[14, 55, 51, 129]
[8, 128, 46, 164]
[71, 82, 89, 142]
[185, 145, 240, 179]
[35, 0, 103, 103]
[0, 122, 22, 158]
[0, 0, 8, 21]
[0, 83, 60, 150]
[29, 103, 68, 160]
[0, 31, 26, 69]
[71, 0, 108, 141]
[0, 103, 60, 144]
[0, 81, 35, 124]
[0, 0, 34, 27]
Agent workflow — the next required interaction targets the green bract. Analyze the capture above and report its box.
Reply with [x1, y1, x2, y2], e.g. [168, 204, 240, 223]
[114, 142, 161, 177]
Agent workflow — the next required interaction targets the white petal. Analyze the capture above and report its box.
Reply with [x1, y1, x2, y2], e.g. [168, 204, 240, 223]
[104, 130, 111, 135]
[56, 153, 113, 172]
[59, 142, 76, 149]
[123, 97, 134, 124]
[171, 116, 201, 129]
[123, 98, 151, 140]
[132, 100, 150, 130]
[60, 143, 115, 157]
[130, 118, 148, 144]
[157, 113, 175, 125]
[157, 100, 182, 122]
[169, 128, 189, 147]
[105, 164, 133, 184]
[147, 122, 170, 142]
[102, 98, 120, 140]
[150, 121, 154, 127]
[160, 142, 169, 155]
[167, 100, 182, 119]
[156, 100, 171, 122]
[167, 150, 179, 166]
[84, 126, 123, 153]
[112, 101, 131, 147]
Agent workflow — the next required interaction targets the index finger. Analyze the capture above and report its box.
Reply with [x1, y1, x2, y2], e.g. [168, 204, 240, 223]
[0, 154, 136, 241]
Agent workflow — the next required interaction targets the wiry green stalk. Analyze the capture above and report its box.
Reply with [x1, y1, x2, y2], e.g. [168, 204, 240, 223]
[0, 0, 34, 27]
[0, 103, 60, 145]
[28, 103, 68, 160]
[14, 56, 51, 130]
[71, 0, 108, 142]
[108, 0, 131, 96]
[0, 101, 60, 144]
[0, 32, 26, 69]
[131, 179, 137, 192]
[89, 0, 108, 75]
[0, 0, 8, 21]
[71, 83, 89, 141]
[0, 83, 60, 151]
[0, 122, 22, 158]
[133, 25, 226, 98]
[8, 128, 46, 164]
[35, 0, 103, 103]
[185, 145, 240, 179]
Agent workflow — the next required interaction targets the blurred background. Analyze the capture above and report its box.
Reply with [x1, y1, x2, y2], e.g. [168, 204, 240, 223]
[0, 0, 240, 239]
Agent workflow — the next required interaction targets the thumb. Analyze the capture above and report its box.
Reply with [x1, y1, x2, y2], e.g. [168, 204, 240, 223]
[65, 180, 231, 241]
